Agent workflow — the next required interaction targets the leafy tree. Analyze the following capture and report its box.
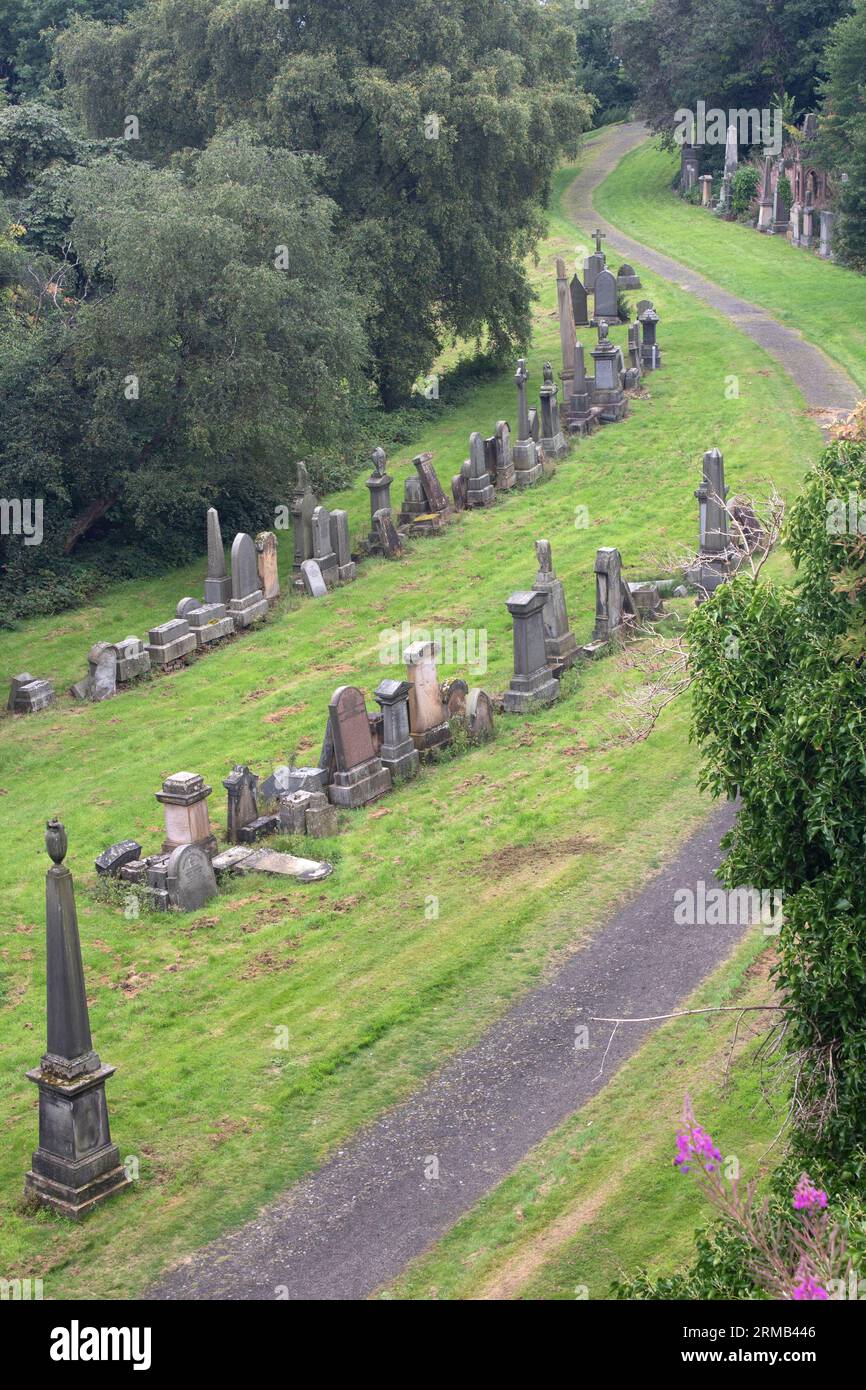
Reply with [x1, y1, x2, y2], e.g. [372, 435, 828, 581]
[617, 0, 852, 149]
[0, 1, 141, 99]
[570, 0, 635, 125]
[0, 102, 80, 194]
[818, 0, 866, 269]
[688, 433, 866, 1170]
[55, 0, 592, 402]
[0, 129, 367, 592]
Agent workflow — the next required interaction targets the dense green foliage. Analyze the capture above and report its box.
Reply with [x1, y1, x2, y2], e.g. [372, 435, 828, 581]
[689, 439, 866, 1170]
[819, 0, 866, 268]
[0, 1, 141, 99]
[617, 0, 852, 144]
[54, 0, 592, 404]
[731, 165, 760, 216]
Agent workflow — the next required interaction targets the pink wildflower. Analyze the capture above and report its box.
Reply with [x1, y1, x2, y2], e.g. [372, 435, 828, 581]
[792, 1275, 829, 1300]
[793, 1175, 828, 1212]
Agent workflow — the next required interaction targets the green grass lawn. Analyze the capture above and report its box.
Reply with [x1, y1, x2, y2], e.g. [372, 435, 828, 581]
[0, 143, 820, 1299]
[594, 138, 866, 395]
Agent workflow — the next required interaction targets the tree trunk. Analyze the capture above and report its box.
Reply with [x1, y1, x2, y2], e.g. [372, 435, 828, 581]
[62, 491, 121, 555]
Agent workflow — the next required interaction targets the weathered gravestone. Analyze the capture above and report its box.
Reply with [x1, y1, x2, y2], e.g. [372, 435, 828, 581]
[374, 508, 403, 557]
[24, 821, 131, 1219]
[166, 842, 217, 911]
[539, 362, 569, 458]
[399, 475, 428, 527]
[114, 636, 150, 682]
[223, 765, 259, 843]
[513, 359, 543, 488]
[570, 272, 589, 328]
[187, 603, 234, 648]
[533, 540, 578, 670]
[592, 269, 620, 325]
[155, 771, 217, 858]
[291, 461, 317, 575]
[229, 533, 268, 627]
[591, 322, 627, 422]
[616, 263, 642, 290]
[440, 677, 468, 722]
[255, 531, 280, 606]
[414, 452, 450, 517]
[465, 688, 495, 742]
[94, 840, 142, 877]
[686, 447, 735, 594]
[329, 510, 356, 583]
[8, 672, 55, 713]
[366, 447, 393, 549]
[556, 256, 578, 400]
[495, 420, 517, 490]
[205, 507, 232, 606]
[312, 506, 338, 588]
[466, 432, 495, 507]
[176, 596, 201, 621]
[326, 686, 392, 808]
[301, 558, 328, 597]
[146, 618, 196, 667]
[373, 679, 420, 781]
[89, 642, 117, 702]
[405, 640, 452, 753]
[503, 592, 560, 713]
[583, 547, 636, 655]
[639, 306, 661, 370]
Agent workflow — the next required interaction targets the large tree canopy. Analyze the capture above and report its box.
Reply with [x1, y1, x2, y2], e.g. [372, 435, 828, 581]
[819, 0, 866, 268]
[617, 0, 852, 144]
[0, 128, 367, 592]
[54, 0, 592, 402]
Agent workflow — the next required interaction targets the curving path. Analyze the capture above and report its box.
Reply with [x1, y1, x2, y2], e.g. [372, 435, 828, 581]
[574, 123, 859, 426]
[146, 126, 823, 1303]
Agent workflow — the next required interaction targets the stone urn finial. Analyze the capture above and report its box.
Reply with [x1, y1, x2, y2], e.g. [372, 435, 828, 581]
[45, 819, 67, 865]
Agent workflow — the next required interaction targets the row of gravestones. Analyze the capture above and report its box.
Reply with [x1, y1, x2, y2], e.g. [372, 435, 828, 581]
[25, 535, 670, 1218]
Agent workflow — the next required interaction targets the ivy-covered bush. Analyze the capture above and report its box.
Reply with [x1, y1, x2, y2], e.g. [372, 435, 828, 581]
[731, 165, 761, 217]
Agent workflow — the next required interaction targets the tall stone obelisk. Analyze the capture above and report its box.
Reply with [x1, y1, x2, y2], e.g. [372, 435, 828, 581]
[25, 821, 130, 1219]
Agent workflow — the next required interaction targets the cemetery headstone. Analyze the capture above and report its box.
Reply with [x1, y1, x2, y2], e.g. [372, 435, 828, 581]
[616, 263, 642, 290]
[587, 546, 635, 650]
[329, 509, 357, 583]
[255, 531, 280, 605]
[513, 359, 543, 488]
[373, 508, 403, 556]
[466, 432, 496, 507]
[205, 507, 232, 606]
[8, 672, 55, 713]
[301, 558, 328, 597]
[291, 461, 317, 575]
[366, 447, 393, 545]
[440, 677, 469, 721]
[188, 603, 234, 648]
[414, 452, 450, 516]
[304, 791, 338, 838]
[95, 840, 143, 877]
[556, 256, 577, 394]
[591, 321, 627, 422]
[399, 475, 428, 527]
[503, 592, 560, 713]
[229, 533, 268, 627]
[819, 209, 835, 259]
[114, 636, 151, 682]
[312, 506, 338, 587]
[326, 685, 393, 808]
[592, 268, 620, 325]
[638, 306, 661, 370]
[88, 642, 117, 702]
[570, 273, 589, 328]
[494, 421, 517, 490]
[165, 842, 217, 911]
[24, 821, 131, 1218]
[700, 174, 713, 207]
[686, 447, 736, 595]
[405, 640, 452, 753]
[465, 688, 495, 742]
[223, 765, 260, 843]
[176, 596, 201, 620]
[155, 771, 217, 858]
[539, 362, 569, 458]
[146, 618, 197, 667]
[533, 539, 578, 669]
[373, 678, 420, 780]
[238, 815, 280, 843]
[757, 156, 773, 231]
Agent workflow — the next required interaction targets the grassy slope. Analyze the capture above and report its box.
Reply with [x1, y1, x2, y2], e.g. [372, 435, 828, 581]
[0, 148, 818, 1298]
[594, 139, 866, 394]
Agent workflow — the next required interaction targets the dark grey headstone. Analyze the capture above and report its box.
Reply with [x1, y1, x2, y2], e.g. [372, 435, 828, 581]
[95, 841, 143, 877]
[165, 842, 217, 911]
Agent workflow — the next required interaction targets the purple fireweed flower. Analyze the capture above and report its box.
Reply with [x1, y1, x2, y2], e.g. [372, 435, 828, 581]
[792, 1275, 829, 1300]
[793, 1175, 829, 1212]
[674, 1118, 723, 1175]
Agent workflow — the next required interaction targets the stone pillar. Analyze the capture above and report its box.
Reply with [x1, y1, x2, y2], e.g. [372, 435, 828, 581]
[801, 204, 814, 249]
[555, 255, 577, 397]
[291, 461, 316, 576]
[24, 821, 130, 1219]
[639, 307, 661, 370]
[592, 547, 626, 643]
[255, 531, 280, 606]
[466, 432, 495, 507]
[757, 156, 773, 231]
[156, 771, 217, 858]
[503, 591, 560, 713]
[591, 324, 627, 421]
[700, 174, 713, 208]
[373, 679, 420, 781]
[687, 448, 732, 594]
[329, 509, 356, 583]
[789, 202, 802, 245]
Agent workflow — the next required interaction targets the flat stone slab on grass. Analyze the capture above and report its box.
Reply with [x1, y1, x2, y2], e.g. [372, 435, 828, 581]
[212, 846, 332, 882]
